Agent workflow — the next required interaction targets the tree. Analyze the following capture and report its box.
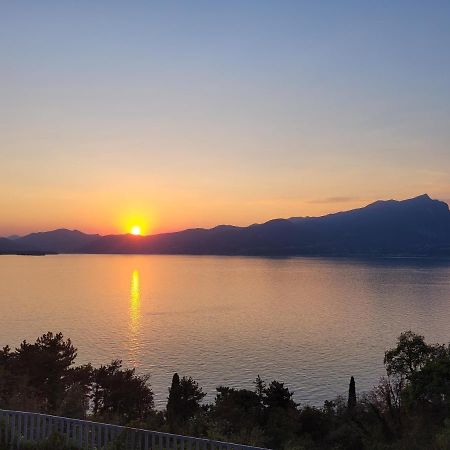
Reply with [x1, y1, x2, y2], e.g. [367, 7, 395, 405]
[60, 364, 93, 418]
[348, 376, 356, 411]
[91, 360, 154, 423]
[0, 346, 14, 408]
[264, 381, 296, 410]
[384, 331, 437, 379]
[263, 381, 299, 448]
[212, 386, 263, 438]
[254, 375, 266, 402]
[12, 332, 77, 411]
[166, 373, 205, 430]
[405, 349, 450, 411]
[166, 373, 181, 429]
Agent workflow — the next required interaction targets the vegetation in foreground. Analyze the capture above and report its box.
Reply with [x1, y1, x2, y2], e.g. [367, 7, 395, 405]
[2, 331, 450, 449]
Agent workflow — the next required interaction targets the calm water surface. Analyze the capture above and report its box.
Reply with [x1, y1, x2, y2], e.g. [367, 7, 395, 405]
[1, 255, 450, 407]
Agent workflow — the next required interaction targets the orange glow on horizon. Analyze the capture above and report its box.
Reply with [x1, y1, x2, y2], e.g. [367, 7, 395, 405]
[117, 208, 157, 237]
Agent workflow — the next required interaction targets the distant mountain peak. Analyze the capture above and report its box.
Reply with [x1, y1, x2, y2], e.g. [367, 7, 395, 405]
[404, 194, 449, 210]
[363, 193, 448, 210]
[14, 228, 101, 253]
[405, 193, 433, 203]
[417, 193, 431, 200]
[3, 194, 450, 256]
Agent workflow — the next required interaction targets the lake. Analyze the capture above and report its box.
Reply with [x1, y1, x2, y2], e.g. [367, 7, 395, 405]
[1, 254, 450, 408]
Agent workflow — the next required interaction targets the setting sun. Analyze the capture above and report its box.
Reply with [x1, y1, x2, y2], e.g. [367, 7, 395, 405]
[131, 225, 141, 236]
[119, 210, 155, 237]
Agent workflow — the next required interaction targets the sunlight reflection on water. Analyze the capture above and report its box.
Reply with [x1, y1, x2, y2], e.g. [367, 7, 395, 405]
[1, 255, 450, 408]
[128, 269, 141, 366]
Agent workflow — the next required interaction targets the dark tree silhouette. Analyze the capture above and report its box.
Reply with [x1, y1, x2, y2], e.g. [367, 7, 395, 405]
[348, 376, 356, 411]
[384, 330, 438, 379]
[264, 381, 296, 410]
[166, 373, 181, 429]
[254, 375, 266, 402]
[4, 331, 450, 449]
[166, 373, 205, 430]
[12, 332, 77, 411]
[91, 360, 154, 423]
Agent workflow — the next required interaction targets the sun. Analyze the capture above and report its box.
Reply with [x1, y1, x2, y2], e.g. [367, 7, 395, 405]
[131, 225, 142, 236]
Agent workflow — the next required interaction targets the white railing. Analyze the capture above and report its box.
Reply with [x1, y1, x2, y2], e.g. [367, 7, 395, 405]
[0, 409, 269, 450]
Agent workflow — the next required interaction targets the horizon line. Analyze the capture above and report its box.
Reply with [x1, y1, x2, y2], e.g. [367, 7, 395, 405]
[3, 192, 446, 239]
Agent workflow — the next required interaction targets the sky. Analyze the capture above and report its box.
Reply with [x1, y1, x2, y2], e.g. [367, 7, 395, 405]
[1, 1, 450, 236]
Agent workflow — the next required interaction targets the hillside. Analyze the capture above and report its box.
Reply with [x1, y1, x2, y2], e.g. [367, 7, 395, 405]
[3, 195, 450, 256]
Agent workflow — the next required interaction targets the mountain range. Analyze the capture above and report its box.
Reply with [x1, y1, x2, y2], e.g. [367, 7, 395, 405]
[1, 194, 450, 257]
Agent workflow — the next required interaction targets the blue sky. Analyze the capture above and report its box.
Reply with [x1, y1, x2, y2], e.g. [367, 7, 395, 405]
[1, 1, 449, 234]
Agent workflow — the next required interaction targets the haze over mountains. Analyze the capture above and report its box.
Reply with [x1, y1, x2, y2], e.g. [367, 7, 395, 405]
[2, 194, 450, 257]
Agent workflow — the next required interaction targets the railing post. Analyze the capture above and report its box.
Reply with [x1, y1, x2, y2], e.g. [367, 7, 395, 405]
[11, 413, 16, 445]
[0, 412, 4, 444]
[30, 413, 35, 442]
[24, 413, 28, 443]
[96, 423, 101, 449]
[3, 413, 8, 445]
[65, 419, 69, 446]
[0, 411, 3, 444]
[17, 413, 22, 448]
[144, 430, 149, 450]
[82, 421, 87, 448]
[77, 422, 82, 448]
[41, 415, 46, 439]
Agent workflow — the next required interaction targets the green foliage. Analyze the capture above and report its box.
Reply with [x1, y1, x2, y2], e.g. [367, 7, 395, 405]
[4, 331, 450, 449]
[383, 330, 439, 379]
[435, 419, 450, 450]
[0, 333, 78, 413]
[405, 350, 450, 411]
[211, 385, 263, 440]
[166, 373, 205, 431]
[91, 360, 154, 423]
[0, 432, 78, 450]
[0, 332, 154, 425]
[264, 381, 297, 411]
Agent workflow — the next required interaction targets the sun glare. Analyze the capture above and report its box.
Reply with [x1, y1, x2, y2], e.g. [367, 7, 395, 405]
[131, 225, 141, 236]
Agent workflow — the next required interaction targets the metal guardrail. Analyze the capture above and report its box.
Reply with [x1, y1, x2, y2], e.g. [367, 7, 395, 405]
[0, 409, 269, 450]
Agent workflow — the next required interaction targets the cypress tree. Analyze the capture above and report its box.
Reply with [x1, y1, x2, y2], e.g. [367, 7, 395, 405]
[166, 373, 205, 431]
[348, 376, 356, 411]
[167, 373, 181, 429]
